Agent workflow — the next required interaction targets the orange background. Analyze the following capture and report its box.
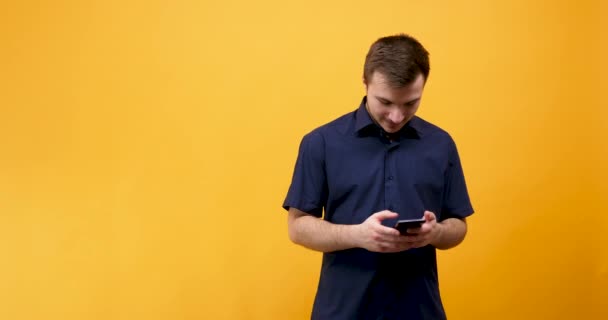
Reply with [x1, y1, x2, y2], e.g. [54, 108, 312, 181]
[1, 1, 606, 319]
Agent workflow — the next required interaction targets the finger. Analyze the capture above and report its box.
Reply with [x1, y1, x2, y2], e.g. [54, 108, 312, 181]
[375, 241, 399, 252]
[419, 224, 432, 234]
[375, 225, 401, 237]
[375, 232, 411, 246]
[396, 237, 413, 247]
[370, 229, 401, 245]
[424, 211, 436, 222]
[406, 227, 422, 234]
[420, 219, 437, 233]
[411, 240, 429, 248]
[385, 234, 412, 245]
[405, 234, 425, 243]
[377, 240, 411, 252]
[372, 233, 399, 245]
[393, 240, 414, 251]
[372, 210, 399, 222]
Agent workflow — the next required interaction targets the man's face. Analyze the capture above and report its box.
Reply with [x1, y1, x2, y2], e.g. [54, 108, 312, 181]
[364, 72, 425, 133]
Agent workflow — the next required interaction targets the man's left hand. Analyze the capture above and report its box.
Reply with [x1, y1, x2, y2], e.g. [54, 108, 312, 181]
[404, 211, 443, 248]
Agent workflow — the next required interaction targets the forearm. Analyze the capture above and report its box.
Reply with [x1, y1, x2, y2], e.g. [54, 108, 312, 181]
[431, 217, 467, 250]
[288, 211, 360, 253]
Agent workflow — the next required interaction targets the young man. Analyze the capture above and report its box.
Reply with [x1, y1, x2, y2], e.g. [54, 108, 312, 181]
[283, 34, 474, 320]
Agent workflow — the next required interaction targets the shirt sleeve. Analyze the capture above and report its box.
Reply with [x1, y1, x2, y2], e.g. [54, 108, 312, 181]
[282, 130, 328, 218]
[440, 138, 474, 220]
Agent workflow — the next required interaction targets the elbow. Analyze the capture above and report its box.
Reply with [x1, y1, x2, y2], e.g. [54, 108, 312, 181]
[434, 219, 467, 250]
[435, 237, 465, 250]
[288, 226, 298, 244]
[287, 208, 308, 245]
[287, 221, 302, 245]
[287, 208, 317, 248]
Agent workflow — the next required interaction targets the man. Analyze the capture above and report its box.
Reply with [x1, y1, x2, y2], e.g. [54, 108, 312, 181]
[283, 34, 474, 320]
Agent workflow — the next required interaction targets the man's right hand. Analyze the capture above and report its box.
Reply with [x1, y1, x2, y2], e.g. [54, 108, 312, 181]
[354, 210, 413, 253]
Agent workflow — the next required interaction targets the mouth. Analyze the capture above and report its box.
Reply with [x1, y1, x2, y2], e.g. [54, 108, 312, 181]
[384, 122, 404, 132]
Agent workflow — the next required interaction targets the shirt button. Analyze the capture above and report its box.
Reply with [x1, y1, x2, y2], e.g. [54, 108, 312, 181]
[388, 176, 393, 180]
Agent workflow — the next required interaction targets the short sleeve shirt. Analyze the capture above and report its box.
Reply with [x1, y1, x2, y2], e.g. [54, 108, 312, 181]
[283, 97, 474, 320]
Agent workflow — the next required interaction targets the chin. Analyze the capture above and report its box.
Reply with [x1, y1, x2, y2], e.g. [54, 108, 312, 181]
[383, 125, 404, 133]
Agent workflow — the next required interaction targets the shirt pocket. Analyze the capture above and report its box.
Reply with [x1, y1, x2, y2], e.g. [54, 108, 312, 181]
[325, 150, 385, 225]
[411, 156, 446, 217]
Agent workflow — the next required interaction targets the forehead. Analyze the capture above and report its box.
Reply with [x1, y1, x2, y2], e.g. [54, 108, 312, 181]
[368, 72, 425, 100]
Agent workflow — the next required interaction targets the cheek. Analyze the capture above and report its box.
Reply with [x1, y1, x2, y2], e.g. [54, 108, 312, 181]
[373, 109, 389, 120]
[405, 107, 418, 118]
[412, 104, 421, 113]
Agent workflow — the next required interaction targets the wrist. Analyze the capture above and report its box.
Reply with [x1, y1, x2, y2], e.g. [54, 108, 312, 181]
[345, 224, 362, 248]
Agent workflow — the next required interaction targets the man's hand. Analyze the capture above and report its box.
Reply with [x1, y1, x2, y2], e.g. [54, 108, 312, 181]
[288, 208, 463, 253]
[404, 211, 443, 248]
[354, 210, 414, 253]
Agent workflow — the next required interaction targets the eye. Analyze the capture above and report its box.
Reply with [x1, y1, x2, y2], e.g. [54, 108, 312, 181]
[380, 100, 391, 106]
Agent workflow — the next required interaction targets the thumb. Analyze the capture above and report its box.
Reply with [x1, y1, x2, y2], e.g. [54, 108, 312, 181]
[373, 210, 399, 221]
[424, 210, 436, 222]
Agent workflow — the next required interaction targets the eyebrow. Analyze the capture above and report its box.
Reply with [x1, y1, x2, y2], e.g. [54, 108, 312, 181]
[375, 95, 420, 105]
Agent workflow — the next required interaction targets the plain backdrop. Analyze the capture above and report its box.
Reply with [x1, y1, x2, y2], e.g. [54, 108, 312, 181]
[1, 1, 607, 319]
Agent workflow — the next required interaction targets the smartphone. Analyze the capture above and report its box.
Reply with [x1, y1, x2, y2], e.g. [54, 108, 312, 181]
[394, 217, 425, 235]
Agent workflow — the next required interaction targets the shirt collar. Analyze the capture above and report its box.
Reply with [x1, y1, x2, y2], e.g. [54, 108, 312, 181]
[354, 96, 423, 139]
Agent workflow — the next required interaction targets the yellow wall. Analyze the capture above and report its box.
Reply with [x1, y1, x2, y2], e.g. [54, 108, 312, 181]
[1, 1, 606, 319]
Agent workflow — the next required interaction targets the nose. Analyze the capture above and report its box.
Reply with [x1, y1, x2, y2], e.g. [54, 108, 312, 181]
[388, 109, 405, 124]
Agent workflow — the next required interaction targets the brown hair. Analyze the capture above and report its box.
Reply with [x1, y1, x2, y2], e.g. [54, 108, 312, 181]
[363, 33, 430, 87]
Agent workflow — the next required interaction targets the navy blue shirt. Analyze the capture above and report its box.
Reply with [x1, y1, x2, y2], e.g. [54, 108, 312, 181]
[283, 97, 474, 320]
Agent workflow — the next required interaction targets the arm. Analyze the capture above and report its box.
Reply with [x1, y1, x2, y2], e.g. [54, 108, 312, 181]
[287, 207, 358, 252]
[431, 217, 467, 250]
[287, 207, 413, 253]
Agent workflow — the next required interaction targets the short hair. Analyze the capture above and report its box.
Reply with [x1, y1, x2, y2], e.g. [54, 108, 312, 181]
[363, 33, 430, 87]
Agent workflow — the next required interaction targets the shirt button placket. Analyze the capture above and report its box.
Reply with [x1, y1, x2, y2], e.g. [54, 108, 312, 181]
[385, 149, 394, 211]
